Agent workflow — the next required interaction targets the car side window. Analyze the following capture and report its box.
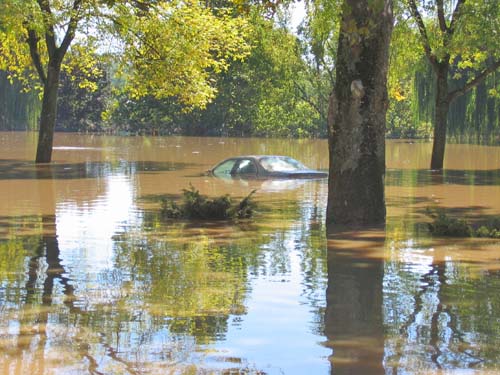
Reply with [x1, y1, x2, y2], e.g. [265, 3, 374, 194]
[233, 159, 257, 175]
[212, 159, 237, 177]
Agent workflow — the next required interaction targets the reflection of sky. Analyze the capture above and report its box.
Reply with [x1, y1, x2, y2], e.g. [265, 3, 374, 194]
[56, 174, 138, 274]
[212, 257, 330, 374]
[208, 218, 329, 374]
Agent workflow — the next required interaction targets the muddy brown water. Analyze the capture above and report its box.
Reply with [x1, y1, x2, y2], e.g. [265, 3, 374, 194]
[0, 132, 499, 374]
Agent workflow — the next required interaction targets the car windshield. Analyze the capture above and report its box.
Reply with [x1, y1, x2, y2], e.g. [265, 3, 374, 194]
[259, 157, 306, 172]
[212, 159, 237, 177]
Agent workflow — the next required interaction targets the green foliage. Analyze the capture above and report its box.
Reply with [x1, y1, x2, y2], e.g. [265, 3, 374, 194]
[105, 12, 325, 137]
[0, 71, 40, 131]
[161, 185, 256, 220]
[426, 208, 500, 238]
[427, 210, 473, 237]
[0, 0, 104, 91]
[299, 0, 341, 74]
[402, 0, 500, 149]
[113, 1, 252, 110]
[386, 94, 432, 138]
[475, 217, 500, 238]
[56, 57, 112, 132]
[0, 0, 252, 119]
[204, 14, 324, 137]
[409, 60, 500, 141]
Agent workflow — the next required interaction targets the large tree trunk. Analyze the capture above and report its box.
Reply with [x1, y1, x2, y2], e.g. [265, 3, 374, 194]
[430, 62, 450, 170]
[326, 0, 393, 226]
[36, 62, 61, 163]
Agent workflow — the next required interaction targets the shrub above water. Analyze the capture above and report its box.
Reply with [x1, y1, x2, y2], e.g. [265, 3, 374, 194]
[161, 185, 256, 220]
[427, 211, 473, 237]
[426, 208, 500, 238]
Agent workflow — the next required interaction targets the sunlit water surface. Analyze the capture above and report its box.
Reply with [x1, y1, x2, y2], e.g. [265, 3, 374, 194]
[0, 132, 499, 374]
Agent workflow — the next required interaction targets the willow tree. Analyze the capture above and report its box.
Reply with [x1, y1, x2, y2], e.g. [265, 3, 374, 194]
[0, 0, 250, 163]
[407, 0, 500, 170]
[326, 0, 393, 225]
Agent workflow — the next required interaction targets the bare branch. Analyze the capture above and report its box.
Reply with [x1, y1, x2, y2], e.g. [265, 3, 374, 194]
[448, 59, 500, 103]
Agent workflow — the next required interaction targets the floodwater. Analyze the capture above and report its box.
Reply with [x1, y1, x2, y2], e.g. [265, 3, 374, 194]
[0, 132, 499, 375]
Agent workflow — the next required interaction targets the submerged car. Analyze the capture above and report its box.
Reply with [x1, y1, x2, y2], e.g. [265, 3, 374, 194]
[209, 155, 328, 179]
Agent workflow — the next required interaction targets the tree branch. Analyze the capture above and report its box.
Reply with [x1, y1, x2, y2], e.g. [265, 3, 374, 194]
[26, 28, 47, 84]
[436, 0, 448, 33]
[59, 0, 84, 58]
[448, 59, 500, 103]
[449, 0, 466, 37]
[294, 81, 327, 121]
[407, 0, 438, 69]
[37, 0, 57, 56]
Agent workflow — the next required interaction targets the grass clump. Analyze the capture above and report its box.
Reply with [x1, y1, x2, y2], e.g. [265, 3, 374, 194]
[161, 185, 256, 220]
[426, 208, 500, 238]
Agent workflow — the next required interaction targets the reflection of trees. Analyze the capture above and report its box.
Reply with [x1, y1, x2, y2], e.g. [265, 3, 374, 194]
[325, 223, 500, 374]
[383, 236, 500, 372]
[25, 216, 75, 306]
[133, 182, 329, 342]
[112, 232, 253, 343]
[0, 171, 331, 373]
[1, 214, 112, 374]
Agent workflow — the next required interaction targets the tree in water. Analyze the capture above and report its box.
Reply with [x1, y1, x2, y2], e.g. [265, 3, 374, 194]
[0, 0, 250, 163]
[407, 0, 500, 170]
[5, 0, 84, 163]
[326, 0, 393, 225]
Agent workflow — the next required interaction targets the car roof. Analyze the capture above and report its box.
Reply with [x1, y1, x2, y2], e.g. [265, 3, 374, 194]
[225, 155, 289, 160]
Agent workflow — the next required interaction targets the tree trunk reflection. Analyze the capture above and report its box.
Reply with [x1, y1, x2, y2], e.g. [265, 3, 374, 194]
[324, 230, 385, 374]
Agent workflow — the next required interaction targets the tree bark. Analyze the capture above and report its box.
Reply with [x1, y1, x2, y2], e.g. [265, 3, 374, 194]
[430, 62, 450, 170]
[36, 62, 61, 163]
[326, 0, 393, 226]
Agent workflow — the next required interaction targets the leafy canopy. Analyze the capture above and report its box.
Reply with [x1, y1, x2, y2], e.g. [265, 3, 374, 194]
[0, 0, 252, 109]
[113, 1, 251, 109]
[404, 0, 500, 82]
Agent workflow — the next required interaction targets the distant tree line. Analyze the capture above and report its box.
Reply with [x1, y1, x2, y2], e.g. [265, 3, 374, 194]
[1, 1, 499, 144]
[2, 56, 499, 142]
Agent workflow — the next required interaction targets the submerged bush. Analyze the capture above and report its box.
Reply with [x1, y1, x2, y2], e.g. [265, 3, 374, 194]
[427, 208, 500, 238]
[427, 210, 473, 237]
[475, 226, 500, 238]
[161, 185, 256, 220]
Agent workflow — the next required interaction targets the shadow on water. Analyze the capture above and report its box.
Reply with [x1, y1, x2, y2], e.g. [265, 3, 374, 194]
[386, 168, 500, 187]
[0, 159, 195, 180]
[415, 205, 500, 227]
[386, 195, 436, 208]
